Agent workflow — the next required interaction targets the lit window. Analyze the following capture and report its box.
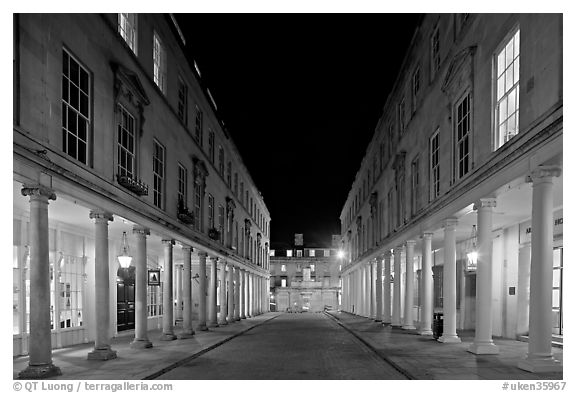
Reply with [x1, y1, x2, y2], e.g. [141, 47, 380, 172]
[286, 250, 293, 257]
[269, 249, 275, 257]
[117, 105, 135, 179]
[296, 250, 302, 257]
[152, 140, 165, 208]
[310, 264, 315, 272]
[177, 78, 188, 125]
[495, 29, 520, 149]
[281, 279, 287, 288]
[430, 129, 440, 200]
[281, 264, 286, 272]
[62, 50, 90, 164]
[309, 249, 315, 257]
[153, 32, 166, 93]
[118, 13, 137, 54]
[455, 93, 471, 179]
[297, 263, 302, 272]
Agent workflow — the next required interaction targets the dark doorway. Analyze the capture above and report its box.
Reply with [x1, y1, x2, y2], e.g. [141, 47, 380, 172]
[117, 266, 136, 331]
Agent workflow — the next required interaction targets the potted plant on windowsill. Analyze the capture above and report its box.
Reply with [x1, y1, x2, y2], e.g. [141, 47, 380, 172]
[177, 197, 195, 225]
[208, 227, 220, 240]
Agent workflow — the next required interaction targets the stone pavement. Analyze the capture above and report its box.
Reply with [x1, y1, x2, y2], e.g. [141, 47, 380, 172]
[326, 311, 563, 380]
[13, 313, 281, 380]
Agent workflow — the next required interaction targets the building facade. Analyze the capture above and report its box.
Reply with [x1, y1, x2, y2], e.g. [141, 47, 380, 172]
[270, 234, 342, 313]
[13, 14, 271, 378]
[339, 14, 562, 373]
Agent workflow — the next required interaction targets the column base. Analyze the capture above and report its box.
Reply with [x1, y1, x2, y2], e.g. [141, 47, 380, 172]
[18, 363, 62, 379]
[419, 329, 433, 336]
[159, 333, 177, 341]
[197, 323, 209, 331]
[391, 324, 403, 330]
[402, 325, 417, 330]
[241, 315, 247, 319]
[219, 320, 228, 326]
[467, 341, 499, 355]
[438, 334, 461, 343]
[206, 321, 219, 328]
[87, 347, 117, 361]
[235, 316, 241, 321]
[177, 329, 195, 339]
[382, 321, 392, 326]
[226, 317, 235, 323]
[374, 319, 382, 323]
[518, 355, 562, 373]
[130, 339, 153, 349]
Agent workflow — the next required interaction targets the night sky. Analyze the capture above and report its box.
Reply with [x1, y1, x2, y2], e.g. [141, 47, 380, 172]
[175, 14, 422, 246]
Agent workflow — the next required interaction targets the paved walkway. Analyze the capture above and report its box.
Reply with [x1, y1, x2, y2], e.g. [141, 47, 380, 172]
[156, 312, 407, 379]
[13, 313, 281, 380]
[327, 311, 563, 380]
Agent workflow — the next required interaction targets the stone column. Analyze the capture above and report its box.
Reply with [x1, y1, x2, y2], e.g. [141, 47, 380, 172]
[360, 264, 366, 316]
[85, 211, 118, 360]
[468, 198, 498, 354]
[234, 267, 241, 321]
[174, 264, 183, 321]
[519, 166, 562, 372]
[207, 256, 219, 328]
[240, 269, 247, 319]
[130, 226, 153, 349]
[19, 186, 62, 378]
[246, 271, 252, 318]
[383, 250, 392, 324]
[439, 218, 461, 343]
[403, 240, 416, 330]
[160, 240, 176, 340]
[375, 256, 383, 322]
[227, 265, 235, 322]
[218, 259, 228, 325]
[369, 261, 375, 319]
[516, 245, 531, 336]
[197, 252, 208, 331]
[420, 233, 434, 335]
[392, 246, 403, 327]
[178, 246, 195, 338]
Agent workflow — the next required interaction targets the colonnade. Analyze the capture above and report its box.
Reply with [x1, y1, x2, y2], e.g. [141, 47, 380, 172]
[17, 184, 270, 379]
[339, 165, 562, 372]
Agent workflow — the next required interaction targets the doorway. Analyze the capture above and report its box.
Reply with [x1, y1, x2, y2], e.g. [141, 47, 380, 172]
[117, 266, 135, 331]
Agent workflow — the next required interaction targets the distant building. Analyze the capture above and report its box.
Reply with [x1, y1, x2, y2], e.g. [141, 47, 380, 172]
[339, 14, 562, 373]
[270, 234, 342, 312]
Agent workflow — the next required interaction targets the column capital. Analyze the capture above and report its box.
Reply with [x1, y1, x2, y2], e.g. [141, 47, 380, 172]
[394, 245, 405, 253]
[474, 198, 497, 210]
[181, 245, 193, 252]
[21, 184, 56, 201]
[384, 249, 393, 258]
[406, 239, 417, 247]
[132, 225, 150, 237]
[89, 210, 114, 222]
[421, 232, 434, 240]
[198, 251, 208, 258]
[162, 239, 175, 245]
[442, 217, 458, 229]
[375, 255, 384, 262]
[526, 165, 562, 183]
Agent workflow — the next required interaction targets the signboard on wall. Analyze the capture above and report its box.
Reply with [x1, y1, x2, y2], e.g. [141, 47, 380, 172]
[147, 269, 161, 286]
[519, 209, 563, 245]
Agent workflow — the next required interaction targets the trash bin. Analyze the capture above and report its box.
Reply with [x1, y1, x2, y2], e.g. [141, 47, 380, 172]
[433, 312, 444, 339]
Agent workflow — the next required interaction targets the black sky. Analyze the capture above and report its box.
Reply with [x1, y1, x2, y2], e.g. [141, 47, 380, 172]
[175, 14, 422, 246]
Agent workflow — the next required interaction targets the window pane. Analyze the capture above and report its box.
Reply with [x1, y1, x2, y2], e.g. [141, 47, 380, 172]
[497, 51, 505, 77]
[505, 40, 514, 67]
[505, 66, 514, 92]
[514, 31, 520, 59]
[514, 58, 519, 84]
[497, 76, 505, 100]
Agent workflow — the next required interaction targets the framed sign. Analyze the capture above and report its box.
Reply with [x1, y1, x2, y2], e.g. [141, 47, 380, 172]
[147, 269, 161, 286]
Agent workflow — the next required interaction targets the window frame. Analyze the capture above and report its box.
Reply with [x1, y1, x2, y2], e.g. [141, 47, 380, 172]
[116, 104, 136, 179]
[429, 128, 440, 201]
[62, 48, 91, 165]
[118, 13, 137, 54]
[494, 27, 520, 150]
[453, 92, 472, 181]
[430, 24, 440, 80]
[152, 139, 165, 209]
[152, 31, 167, 94]
[177, 77, 188, 125]
[177, 163, 187, 207]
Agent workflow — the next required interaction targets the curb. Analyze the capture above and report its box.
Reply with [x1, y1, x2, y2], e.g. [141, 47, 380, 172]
[323, 311, 416, 380]
[143, 314, 281, 380]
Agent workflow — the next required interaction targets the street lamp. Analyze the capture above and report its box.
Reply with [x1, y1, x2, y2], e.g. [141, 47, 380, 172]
[466, 225, 478, 271]
[117, 231, 133, 269]
[337, 250, 345, 259]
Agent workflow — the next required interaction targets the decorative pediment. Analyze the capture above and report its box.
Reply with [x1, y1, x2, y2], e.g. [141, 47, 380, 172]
[111, 62, 150, 108]
[244, 218, 252, 231]
[192, 157, 209, 180]
[441, 46, 477, 98]
[226, 196, 236, 213]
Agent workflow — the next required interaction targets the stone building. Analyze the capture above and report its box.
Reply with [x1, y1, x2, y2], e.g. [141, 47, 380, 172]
[339, 14, 562, 373]
[13, 13, 271, 378]
[270, 234, 342, 312]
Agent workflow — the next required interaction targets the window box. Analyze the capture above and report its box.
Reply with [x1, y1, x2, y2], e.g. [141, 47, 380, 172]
[117, 174, 148, 196]
[177, 198, 195, 225]
[208, 228, 220, 240]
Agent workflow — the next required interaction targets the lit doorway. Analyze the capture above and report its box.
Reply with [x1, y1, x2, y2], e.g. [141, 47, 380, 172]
[117, 267, 135, 331]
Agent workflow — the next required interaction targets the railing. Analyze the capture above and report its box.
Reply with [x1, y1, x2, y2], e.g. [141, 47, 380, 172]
[117, 174, 148, 196]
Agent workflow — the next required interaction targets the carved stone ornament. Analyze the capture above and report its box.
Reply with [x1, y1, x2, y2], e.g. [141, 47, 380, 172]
[192, 157, 209, 196]
[226, 196, 236, 216]
[112, 62, 150, 137]
[244, 218, 252, 232]
[441, 46, 477, 99]
[21, 184, 56, 201]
